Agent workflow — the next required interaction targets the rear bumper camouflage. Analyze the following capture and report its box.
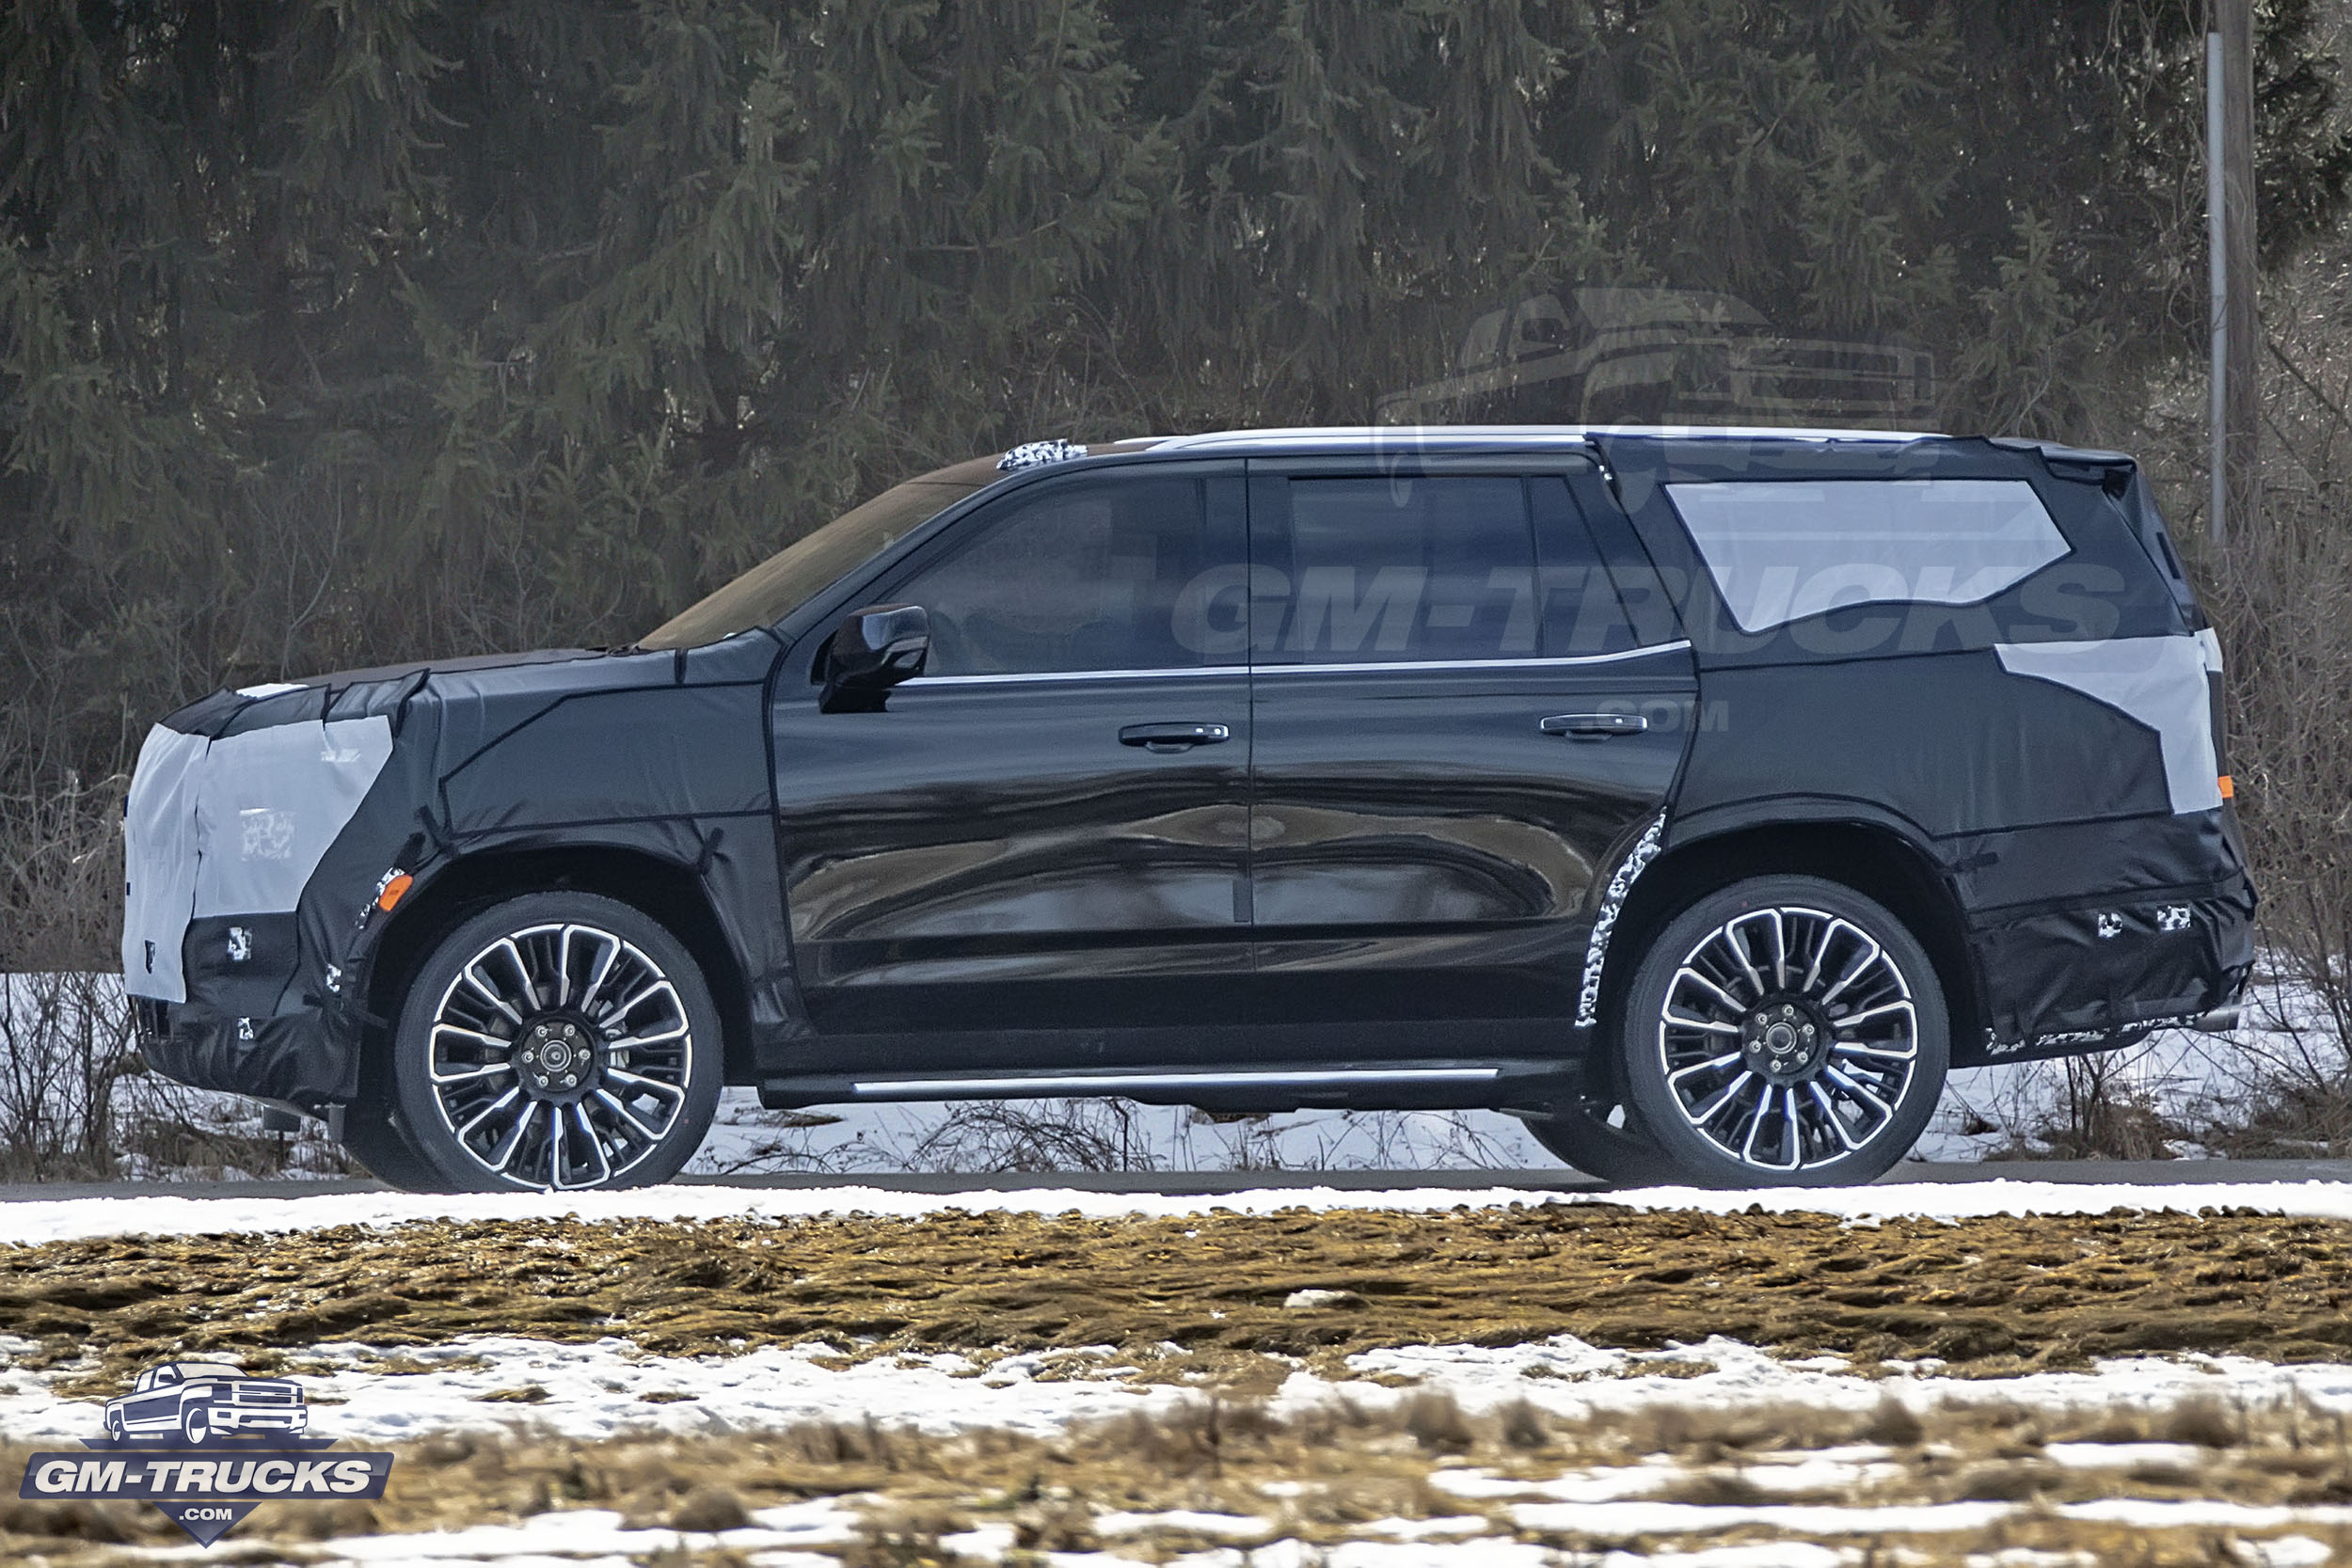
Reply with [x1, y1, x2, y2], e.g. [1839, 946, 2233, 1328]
[1962, 873, 2256, 1064]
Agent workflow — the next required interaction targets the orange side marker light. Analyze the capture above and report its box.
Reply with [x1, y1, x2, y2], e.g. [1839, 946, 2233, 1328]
[376, 872, 415, 912]
[2218, 774, 2234, 800]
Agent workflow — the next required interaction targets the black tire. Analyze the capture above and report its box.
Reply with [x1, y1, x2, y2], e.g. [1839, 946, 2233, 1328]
[390, 892, 722, 1193]
[1616, 875, 1948, 1188]
[336, 1100, 454, 1193]
[1524, 1064, 1685, 1186]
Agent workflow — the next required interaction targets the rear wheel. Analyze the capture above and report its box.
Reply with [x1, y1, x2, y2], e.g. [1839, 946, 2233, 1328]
[1617, 875, 1948, 1188]
[390, 892, 722, 1192]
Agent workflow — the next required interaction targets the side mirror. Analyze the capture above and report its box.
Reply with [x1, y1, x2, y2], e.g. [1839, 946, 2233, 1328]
[820, 603, 930, 712]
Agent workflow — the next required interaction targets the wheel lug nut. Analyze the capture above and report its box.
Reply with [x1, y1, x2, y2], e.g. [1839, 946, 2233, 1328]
[562, 1073, 577, 1087]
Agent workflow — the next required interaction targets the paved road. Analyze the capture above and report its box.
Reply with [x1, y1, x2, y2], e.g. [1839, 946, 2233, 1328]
[1, 1159, 2349, 1201]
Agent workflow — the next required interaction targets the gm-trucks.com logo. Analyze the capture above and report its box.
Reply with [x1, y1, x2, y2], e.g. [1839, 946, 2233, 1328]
[18, 1360, 393, 1545]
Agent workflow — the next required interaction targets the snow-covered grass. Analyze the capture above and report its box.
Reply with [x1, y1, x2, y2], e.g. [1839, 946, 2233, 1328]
[11, 1172, 2352, 1245]
[10, 1323, 2352, 1447]
[14, 1328, 2352, 1566]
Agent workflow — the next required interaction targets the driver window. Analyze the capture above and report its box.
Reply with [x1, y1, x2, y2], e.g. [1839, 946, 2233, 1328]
[891, 476, 1217, 676]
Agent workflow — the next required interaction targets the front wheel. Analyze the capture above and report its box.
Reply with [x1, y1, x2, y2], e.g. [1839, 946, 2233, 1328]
[1617, 876, 1948, 1188]
[390, 892, 722, 1192]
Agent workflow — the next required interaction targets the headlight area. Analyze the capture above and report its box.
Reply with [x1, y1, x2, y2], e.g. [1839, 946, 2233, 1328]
[122, 710, 399, 1111]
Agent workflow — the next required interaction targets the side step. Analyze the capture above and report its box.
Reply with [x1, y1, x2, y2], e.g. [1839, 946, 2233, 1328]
[757, 1059, 1580, 1114]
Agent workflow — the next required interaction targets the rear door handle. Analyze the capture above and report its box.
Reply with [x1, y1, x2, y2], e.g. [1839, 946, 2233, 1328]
[1540, 713, 1647, 739]
[1120, 722, 1232, 752]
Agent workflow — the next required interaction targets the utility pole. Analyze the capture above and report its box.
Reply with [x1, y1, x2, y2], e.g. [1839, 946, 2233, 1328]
[2208, 0, 2258, 551]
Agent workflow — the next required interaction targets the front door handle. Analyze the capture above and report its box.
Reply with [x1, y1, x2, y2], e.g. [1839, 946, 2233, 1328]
[1540, 712, 1648, 739]
[1120, 721, 1232, 752]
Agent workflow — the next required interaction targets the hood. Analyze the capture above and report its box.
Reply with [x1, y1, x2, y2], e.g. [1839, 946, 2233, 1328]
[159, 647, 621, 740]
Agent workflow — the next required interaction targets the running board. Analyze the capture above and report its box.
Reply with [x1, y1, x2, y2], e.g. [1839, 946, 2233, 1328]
[756, 1060, 1577, 1113]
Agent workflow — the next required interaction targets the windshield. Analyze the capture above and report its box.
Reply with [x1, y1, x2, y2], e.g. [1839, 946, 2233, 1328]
[639, 457, 1002, 649]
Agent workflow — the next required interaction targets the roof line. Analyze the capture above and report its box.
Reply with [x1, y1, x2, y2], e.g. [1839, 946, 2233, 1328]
[1142, 423, 1947, 451]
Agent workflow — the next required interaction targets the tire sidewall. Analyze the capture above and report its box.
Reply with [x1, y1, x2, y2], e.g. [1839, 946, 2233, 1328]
[392, 891, 723, 1192]
[1618, 875, 1949, 1188]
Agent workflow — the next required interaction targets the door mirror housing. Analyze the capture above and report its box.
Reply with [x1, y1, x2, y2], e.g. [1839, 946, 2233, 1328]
[821, 603, 930, 712]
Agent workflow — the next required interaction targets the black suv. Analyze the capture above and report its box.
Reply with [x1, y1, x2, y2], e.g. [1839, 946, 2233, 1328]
[121, 427, 2252, 1191]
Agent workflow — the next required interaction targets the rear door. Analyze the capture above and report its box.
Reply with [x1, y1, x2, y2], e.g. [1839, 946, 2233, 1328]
[1244, 457, 1694, 1037]
[771, 463, 1255, 1068]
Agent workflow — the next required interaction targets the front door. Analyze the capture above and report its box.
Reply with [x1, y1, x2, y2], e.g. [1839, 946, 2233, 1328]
[1245, 462, 1693, 1038]
[771, 464, 1254, 1069]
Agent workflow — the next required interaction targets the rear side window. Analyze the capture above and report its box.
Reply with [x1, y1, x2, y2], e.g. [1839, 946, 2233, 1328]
[1665, 479, 2070, 635]
[1256, 476, 1537, 663]
[887, 476, 1220, 675]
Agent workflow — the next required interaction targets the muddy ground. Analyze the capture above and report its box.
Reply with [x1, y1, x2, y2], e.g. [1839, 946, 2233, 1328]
[2, 1201, 2348, 1392]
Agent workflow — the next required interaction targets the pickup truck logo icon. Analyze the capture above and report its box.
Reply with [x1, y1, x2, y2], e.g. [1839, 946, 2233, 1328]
[20, 1357, 389, 1546]
[103, 1361, 309, 1446]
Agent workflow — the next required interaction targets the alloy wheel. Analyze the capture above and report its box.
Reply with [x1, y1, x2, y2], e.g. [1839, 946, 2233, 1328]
[1653, 905, 1919, 1174]
[423, 922, 697, 1189]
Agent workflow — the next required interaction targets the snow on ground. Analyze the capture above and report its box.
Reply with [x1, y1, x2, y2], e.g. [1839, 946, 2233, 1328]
[10, 1173, 2352, 1246]
[305, 1498, 861, 1568]
[7, 1325, 2352, 1448]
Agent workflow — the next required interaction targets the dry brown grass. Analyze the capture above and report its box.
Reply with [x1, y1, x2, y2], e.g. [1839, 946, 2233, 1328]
[7, 1204, 2352, 1398]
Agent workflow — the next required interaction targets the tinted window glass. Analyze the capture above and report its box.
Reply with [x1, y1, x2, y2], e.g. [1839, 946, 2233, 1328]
[1263, 477, 1536, 663]
[890, 476, 1216, 675]
[1531, 477, 1642, 655]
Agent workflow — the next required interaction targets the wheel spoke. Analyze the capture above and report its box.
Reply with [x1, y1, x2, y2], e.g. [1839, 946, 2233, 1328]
[575, 929, 624, 1012]
[571, 1102, 613, 1186]
[457, 1086, 522, 1141]
[429, 1061, 514, 1086]
[486, 1106, 533, 1174]
[1833, 1039, 1918, 1062]
[605, 1066, 687, 1102]
[604, 1023, 689, 1052]
[1672, 967, 1747, 1017]
[1809, 1081, 1864, 1149]
[1666, 1050, 1743, 1086]
[1723, 918, 1769, 1000]
[1822, 1064, 1896, 1119]
[1685, 1068, 1757, 1126]
[593, 1086, 668, 1142]
[458, 961, 526, 1027]
[1818, 939, 1883, 1008]
[1663, 1011, 1742, 1037]
[1739, 1080, 1776, 1164]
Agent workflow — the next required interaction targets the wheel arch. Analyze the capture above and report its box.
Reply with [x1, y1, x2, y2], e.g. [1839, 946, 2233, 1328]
[360, 840, 755, 1089]
[1599, 813, 1982, 1064]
